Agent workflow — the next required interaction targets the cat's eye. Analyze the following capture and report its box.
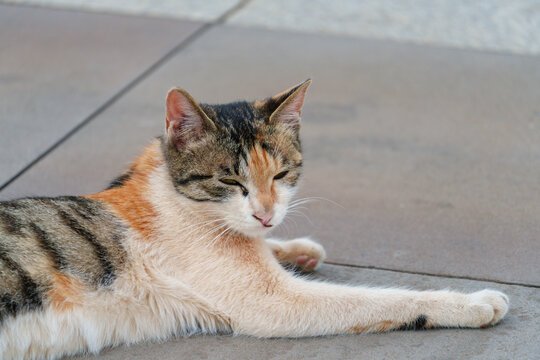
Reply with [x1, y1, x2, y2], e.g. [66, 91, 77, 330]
[220, 179, 249, 196]
[274, 171, 289, 180]
[220, 179, 240, 186]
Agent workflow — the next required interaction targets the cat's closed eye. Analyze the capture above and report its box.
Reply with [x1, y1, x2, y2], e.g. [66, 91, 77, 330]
[274, 171, 288, 180]
[220, 179, 249, 196]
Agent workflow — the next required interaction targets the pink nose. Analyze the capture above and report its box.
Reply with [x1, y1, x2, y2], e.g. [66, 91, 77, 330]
[253, 211, 274, 227]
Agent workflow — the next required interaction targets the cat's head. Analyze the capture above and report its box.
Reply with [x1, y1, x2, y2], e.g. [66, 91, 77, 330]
[162, 80, 310, 238]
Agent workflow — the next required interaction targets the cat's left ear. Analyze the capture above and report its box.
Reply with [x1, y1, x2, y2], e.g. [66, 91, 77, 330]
[268, 79, 311, 132]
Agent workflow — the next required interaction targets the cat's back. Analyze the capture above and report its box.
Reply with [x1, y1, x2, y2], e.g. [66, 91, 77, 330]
[0, 196, 127, 322]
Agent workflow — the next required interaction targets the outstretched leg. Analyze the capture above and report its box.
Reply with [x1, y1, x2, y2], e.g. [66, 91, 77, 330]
[219, 239, 509, 337]
[229, 275, 509, 337]
[266, 237, 326, 272]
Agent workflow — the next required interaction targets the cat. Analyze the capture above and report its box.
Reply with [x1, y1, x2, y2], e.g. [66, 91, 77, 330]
[0, 80, 508, 359]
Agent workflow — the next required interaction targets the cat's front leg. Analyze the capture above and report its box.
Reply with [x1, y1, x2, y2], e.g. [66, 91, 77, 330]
[228, 273, 509, 337]
[266, 237, 326, 272]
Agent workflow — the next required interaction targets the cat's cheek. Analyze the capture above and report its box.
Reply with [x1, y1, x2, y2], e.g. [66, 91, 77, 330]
[272, 185, 296, 226]
[222, 193, 256, 234]
[280, 184, 296, 204]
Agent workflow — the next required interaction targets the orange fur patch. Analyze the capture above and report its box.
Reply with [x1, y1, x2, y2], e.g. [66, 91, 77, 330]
[248, 145, 279, 211]
[351, 320, 396, 333]
[87, 142, 161, 240]
[377, 320, 396, 332]
[350, 325, 368, 333]
[49, 272, 84, 311]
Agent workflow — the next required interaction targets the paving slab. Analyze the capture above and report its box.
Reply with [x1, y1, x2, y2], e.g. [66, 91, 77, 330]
[67, 264, 540, 360]
[0, 5, 202, 188]
[229, 0, 540, 55]
[1, 26, 539, 286]
[1, 0, 241, 21]
[5, 0, 540, 55]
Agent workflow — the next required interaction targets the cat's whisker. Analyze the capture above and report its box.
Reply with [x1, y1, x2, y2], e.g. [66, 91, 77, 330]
[287, 210, 313, 226]
[192, 226, 228, 250]
[281, 215, 298, 235]
[288, 202, 315, 210]
[198, 221, 228, 236]
[206, 226, 233, 249]
[180, 218, 225, 234]
[181, 220, 228, 242]
[289, 196, 345, 209]
[280, 220, 291, 237]
[287, 205, 308, 212]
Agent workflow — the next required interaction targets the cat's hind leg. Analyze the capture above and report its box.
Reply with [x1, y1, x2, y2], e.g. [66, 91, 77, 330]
[266, 237, 326, 272]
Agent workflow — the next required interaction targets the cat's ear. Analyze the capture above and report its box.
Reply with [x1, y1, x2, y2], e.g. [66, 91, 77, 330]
[268, 79, 311, 132]
[165, 87, 216, 149]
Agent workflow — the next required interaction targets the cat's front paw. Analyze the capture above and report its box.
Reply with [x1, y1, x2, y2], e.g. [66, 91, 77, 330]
[279, 237, 326, 272]
[468, 289, 509, 327]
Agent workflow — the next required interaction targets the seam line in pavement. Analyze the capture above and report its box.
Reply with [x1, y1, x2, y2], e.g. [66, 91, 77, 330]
[0, 0, 251, 193]
[326, 261, 540, 289]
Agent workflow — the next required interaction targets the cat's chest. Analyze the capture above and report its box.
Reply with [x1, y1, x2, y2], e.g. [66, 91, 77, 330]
[157, 236, 278, 298]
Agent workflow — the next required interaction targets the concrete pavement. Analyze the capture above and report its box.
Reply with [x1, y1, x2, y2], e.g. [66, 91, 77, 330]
[0, 2, 539, 359]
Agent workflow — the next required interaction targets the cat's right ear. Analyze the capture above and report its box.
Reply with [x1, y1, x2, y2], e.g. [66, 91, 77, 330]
[165, 88, 216, 150]
[266, 79, 311, 133]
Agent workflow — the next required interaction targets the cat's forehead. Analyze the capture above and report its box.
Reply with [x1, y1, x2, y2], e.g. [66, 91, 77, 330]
[200, 101, 280, 147]
[209, 101, 256, 122]
[201, 101, 256, 126]
[196, 101, 301, 170]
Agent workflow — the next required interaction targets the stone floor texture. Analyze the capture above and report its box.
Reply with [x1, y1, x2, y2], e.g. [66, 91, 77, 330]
[0, 5, 201, 188]
[3, 0, 540, 55]
[1, 2, 539, 359]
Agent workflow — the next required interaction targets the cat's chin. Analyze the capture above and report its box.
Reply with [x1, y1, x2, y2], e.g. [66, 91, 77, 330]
[232, 225, 274, 239]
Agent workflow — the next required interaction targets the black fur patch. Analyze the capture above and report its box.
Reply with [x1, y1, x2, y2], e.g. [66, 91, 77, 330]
[0, 210, 24, 236]
[62, 196, 100, 217]
[219, 165, 232, 175]
[30, 223, 68, 271]
[204, 102, 258, 147]
[56, 209, 116, 286]
[399, 315, 428, 331]
[107, 170, 134, 189]
[0, 201, 25, 209]
[1, 293, 19, 315]
[0, 245, 43, 313]
[176, 174, 213, 186]
[30, 196, 99, 217]
[178, 192, 223, 203]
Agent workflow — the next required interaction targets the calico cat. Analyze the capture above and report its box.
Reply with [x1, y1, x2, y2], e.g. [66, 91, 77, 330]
[0, 80, 508, 359]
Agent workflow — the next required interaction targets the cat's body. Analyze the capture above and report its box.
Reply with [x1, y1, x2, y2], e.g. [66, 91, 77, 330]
[0, 81, 508, 359]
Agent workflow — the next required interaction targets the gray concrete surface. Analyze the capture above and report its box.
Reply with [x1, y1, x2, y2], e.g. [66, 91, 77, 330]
[0, 4, 202, 188]
[230, 0, 540, 55]
[4, 0, 540, 55]
[1, 0, 241, 21]
[1, 3, 539, 359]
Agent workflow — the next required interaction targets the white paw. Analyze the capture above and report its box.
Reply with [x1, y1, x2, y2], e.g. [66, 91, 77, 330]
[468, 289, 509, 327]
[282, 237, 326, 272]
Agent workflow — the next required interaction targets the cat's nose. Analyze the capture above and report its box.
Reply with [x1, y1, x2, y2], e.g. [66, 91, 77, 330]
[253, 211, 274, 227]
